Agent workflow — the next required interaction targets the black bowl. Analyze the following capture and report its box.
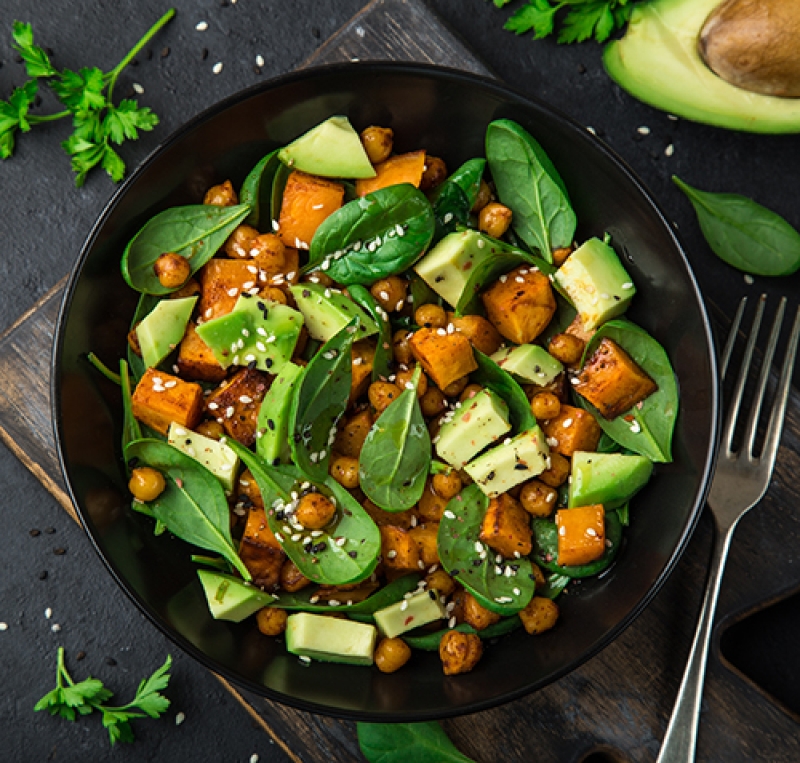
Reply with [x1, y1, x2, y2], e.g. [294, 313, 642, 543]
[53, 62, 718, 721]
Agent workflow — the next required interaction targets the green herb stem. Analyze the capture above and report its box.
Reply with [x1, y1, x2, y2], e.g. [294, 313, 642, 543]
[27, 110, 70, 124]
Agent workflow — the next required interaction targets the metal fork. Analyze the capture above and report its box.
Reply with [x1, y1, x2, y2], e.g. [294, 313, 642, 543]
[656, 294, 800, 763]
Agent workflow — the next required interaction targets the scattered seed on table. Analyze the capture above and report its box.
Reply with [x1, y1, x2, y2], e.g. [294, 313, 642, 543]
[106, 657, 117, 666]
[133, 83, 144, 95]
[195, 20, 209, 31]
[53, 547, 66, 556]
[39, 571, 48, 580]
[256, 55, 265, 67]
[76, 651, 86, 661]
[201, 47, 209, 60]
[161, 46, 170, 58]
[45, 527, 55, 534]
[250, 755, 259, 763]
[213, 62, 223, 74]
[664, 144, 675, 157]
[51, 624, 61, 633]
[175, 711, 186, 725]
[637, 125, 651, 135]
[744, 274, 754, 285]
[29, 529, 40, 537]
[45, 608, 52, 619]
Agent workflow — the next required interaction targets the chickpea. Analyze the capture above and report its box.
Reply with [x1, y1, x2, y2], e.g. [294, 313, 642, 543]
[538, 452, 570, 488]
[392, 329, 414, 366]
[520, 479, 558, 517]
[224, 224, 260, 259]
[441, 376, 469, 398]
[329, 454, 360, 489]
[432, 470, 462, 500]
[294, 492, 337, 530]
[471, 178, 491, 213]
[280, 559, 311, 593]
[374, 637, 412, 674]
[129, 467, 165, 502]
[370, 276, 408, 313]
[127, 326, 142, 357]
[530, 391, 562, 421]
[462, 592, 501, 631]
[394, 366, 427, 398]
[203, 179, 238, 207]
[415, 303, 447, 330]
[419, 156, 448, 191]
[420, 386, 448, 418]
[195, 420, 225, 440]
[153, 252, 191, 289]
[425, 569, 456, 597]
[251, 233, 287, 275]
[531, 563, 546, 588]
[552, 246, 573, 267]
[256, 607, 288, 636]
[334, 410, 373, 458]
[360, 126, 394, 165]
[368, 381, 402, 413]
[170, 278, 201, 300]
[303, 271, 334, 288]
[259, 286, 288, 305]
[479, 202, 513, 239]
[519, 596, 559, 636]
[548, 333, 585, 366]
[459, 383, 483, 403]
[439, 630, 483, 675]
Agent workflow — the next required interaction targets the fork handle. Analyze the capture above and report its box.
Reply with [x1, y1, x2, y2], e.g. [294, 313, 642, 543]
[656, 520, 736, 763]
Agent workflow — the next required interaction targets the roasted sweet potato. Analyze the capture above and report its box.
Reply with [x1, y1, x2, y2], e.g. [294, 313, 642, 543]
[198, 259, 260, 321]
[481, 266, 556, 344]
[380, 525, 423, 575]
[409, 523, 440, 567]
[239, 504, 285, 590]
[279, 559, 312, 593]
[556, 504, 605, 567]
[131, 368, 204, 435]
[519, 596, 559, 635]
[575, 338, 658, 419]
[355, 150, 426, 196]
[176, 323, 227, 383]
[540, 404, 602, 457]
[363, 499, 418, 530]
[479, 493, 533, 559]
[237, 469, 264, 509]
[447, 313, 504, 356]
[408, 327, 477, 391]
[277, 170, 344, 250]
[205, 367, 270, 447]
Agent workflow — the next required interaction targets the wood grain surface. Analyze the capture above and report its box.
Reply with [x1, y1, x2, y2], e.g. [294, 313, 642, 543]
[2, 0, 799, 760]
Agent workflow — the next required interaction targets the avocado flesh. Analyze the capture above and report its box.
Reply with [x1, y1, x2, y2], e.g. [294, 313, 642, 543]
[136, 296, 197, 370]
[285, 612, 377, 666]
[603, 0, 800, 134]
[568, 451, 653, 510]
[374, 590, 446, 639]
[168, 421, 240, 493]
[198, 570, 275, 622]
[289, 282, 378, 342]
[256, 361, 303, 466]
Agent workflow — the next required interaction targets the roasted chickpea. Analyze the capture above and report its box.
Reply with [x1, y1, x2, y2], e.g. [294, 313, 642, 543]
[432, 470, 462, 500]
[153, 252, 191, 289]
[439, 630, 483, 675]
[419, 156, 448, 191]
[303, 271, 334, 288]
[479, 202, 513, 238]
[127, 326, 142, 357]
[420, 386, 448, 417]
[471, 178, 492, 213]
[392, 329, 414, 366]
[415, 303, 447, 330]
[520, 479, 558, 517]
[224, 224, 260, 259]
[329, 454, 360, 489]
[548, 333, 585, 366]
[459, 383, 483, 403]
[427, 412, 447, 441]
[370, 276, 408, 313]
[441, 375, 469, 398]
[360, 126, 394, 164]
[531, 563, 546, 588]
[375, 637, 412, 674]
[418, 478, 447, 522]
[449, 313, 504, 356]
[335, 410, 373, 457]
[519, 596, 559, 635]
[251, 233, 287, 275]
[280, 559, 312, 593]
[294, 492, 337, 530]
[530, 391, 562, 421]
[129, 467, 165, 502]
[259, 286, 288, 305]
[203, 179, 238, 207]
[462, 592, 502, 631]
[368, 381, 402, 413]
[552, 246, 573, 267]
[425, 569, 456, 597]
[195, 420, 225, 440]
[538, 452, 570, 488]
[256, 607, 288, 636]
[394, 366, 428, 398]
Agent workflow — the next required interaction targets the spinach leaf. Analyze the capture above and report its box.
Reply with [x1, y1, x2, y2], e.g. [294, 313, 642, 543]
[357, 722, 475, 763]
[119, 360, 141, 457]
[575, 318, 678, 463]
[347, 284, 393, 381]
[87, 353, 121, 385]
[359, 367, 431, 511]
[402, 615, 522, 651]
[240, 150, 280, 229]
[673, 176, 800, 277]
[124, 439, 250, 580]
[288, 321, 355, 481]
[408, 271, 441, 311]
[486, 119, 576, 261]
[437, 484, 535, 616]
[429, 158, 486, 244]
[306, 184, 435, 285]
[270, 162, 292, 224]
[538, 572, 570, 599]
[228, 442, 381, 586]
[471, 349, 537, 433]
[121, 203, 251, 295]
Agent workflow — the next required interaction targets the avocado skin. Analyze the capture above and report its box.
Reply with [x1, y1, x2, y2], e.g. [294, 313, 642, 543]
[603, 0, 800, 134]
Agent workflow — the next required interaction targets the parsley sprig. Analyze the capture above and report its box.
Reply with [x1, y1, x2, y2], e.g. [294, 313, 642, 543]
[1, 8, 174, 186]
[492, 0, 642, 44]
[34, 647, 172, 745]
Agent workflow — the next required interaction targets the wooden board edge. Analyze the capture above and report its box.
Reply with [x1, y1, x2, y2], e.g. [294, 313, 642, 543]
[0, 276, 66, 345]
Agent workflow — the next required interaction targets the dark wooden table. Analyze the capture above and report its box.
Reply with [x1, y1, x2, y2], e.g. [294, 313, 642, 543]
[2, 1, 800, 761]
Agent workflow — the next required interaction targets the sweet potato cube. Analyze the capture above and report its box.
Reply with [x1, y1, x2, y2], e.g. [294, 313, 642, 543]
[363, 500, 417, 530]
[351, 340, 376, 403]
[556, 505, 605, 567]
[409, 523, 440, 567]
[481, 266, 556, 345]
[447, 313, 504, 356]
[575, 338, 658, 419]
[206, 367, 270, 447]
[198, 259, 259, 321]
[355, 150, 426, 197]
[131, 368, 204, 435]
[565, 314, 595, 345]
[177, 323, 227, 383]
[540, 404, 602, 457]
[277, 170, 344, 250]
[408, 327, 477, 391]
[380, 525, 422, 575]
[237, 469, 264, 509]
[479, 493, 532, 559]
[239, 505, 285, 590]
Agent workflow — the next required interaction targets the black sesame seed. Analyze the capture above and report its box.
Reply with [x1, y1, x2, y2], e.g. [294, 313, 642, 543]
[76, 651, 86, 661]
[38, 570, 48, 580]
[201, 47, 209, 60]
[265, 358, 273, 369]
[45, 527, 56, 534]
[105, 657, 117, 667]
[293, 433, 301, 443]
[253, 65, 262, 75]
[529, 574, 537, 581]
[53, 547, 66, 556]
[272, 457, 281, 466]
[247, 360, 257, 371]
[312, 27, 321, 38]
[472, 558, 482, 566]
[514, 463, 528, 471]
[302, 289, 311, 298]
[161, 46, 170, 58]
[451, 569, 460, 576]
[311, 542, 327, 554]
[29, 529, 41, 537]
[267, 419, 275, 431]
[487, 471, 495, 481]
[348, 551, 358, 559]
[428, 590, 436, 600]
[434, 275, 445, 283]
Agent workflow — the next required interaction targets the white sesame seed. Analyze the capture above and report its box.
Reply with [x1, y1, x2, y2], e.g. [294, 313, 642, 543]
[401, 600, 409, 611]
[132, 83, 144, 95]
[164, 380, 177, 389]
[562, 418, 573, 428]
[272, 220, 280, 231]
[227, 287, 239, 297]
[328, 600, 341, 607]
[587, 126, 596, 135]
[0, 623, 7, 631]
[44, 608, 52, 619]
[225, 406, 235, 418]
[195, 21, 209, 31]
[637, 125, 651, 135]
[621, 282, 633, 290]
[630, 420, 642, 434]
[51, 623, 61, 633]
[443, 212, 453, 224]
[586, 528, 598, 537]
[387, 550, 398, 560]
[448, 616, 457, 628]
[665, 144, 675, 157]
[212, 62, 223, 75]
[444, 510, 456, 520]
[256, 55, 265, 67]
[744, 274, 754, 285]
[239, 395, 253, 404]
[175, 711, 186, 725]
[559, 526, 566, 536]
[208, 402, 219, 410]
[499, 275, 508, 283]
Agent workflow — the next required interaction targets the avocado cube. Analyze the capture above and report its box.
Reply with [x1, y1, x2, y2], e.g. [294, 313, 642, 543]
[554, 238, 635, 330]
[464, 426, 550, 498]
[491, 344, 563, 386]
[168, 422, 239, 493]
[374, 590, 446, 639]
[285, 612, 377, 666]
[568, 451, 653, 510]
[255, 362, 303, 466]
[136, 296, 197, 370]
[435, 389, 511, 469]
[289, 283, 378, 343]
[198, 570, 275, 622]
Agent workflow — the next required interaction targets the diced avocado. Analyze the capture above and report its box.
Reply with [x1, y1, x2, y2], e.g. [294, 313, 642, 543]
[568, 451, 654, 510]
[464, 426, 550, 499]
[435, 389, 511, 469]
[136, 296, 197, 370]
[256, 362, 303, 466]
[554, 238, 635, 331]
[374, 590, 446, 639]
[196, 294, 303, 374]
[167, 421, 239, 492]
[491, 344, 563, 386]
[289, 283, 378, 342]
[277, 116, 377, 179]
[285, 612, 377, 666]
[413, 229, 497, 308]
[198, 570, 275, 622]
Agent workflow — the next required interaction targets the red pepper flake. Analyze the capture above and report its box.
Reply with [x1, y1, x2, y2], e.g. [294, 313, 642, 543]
[404, 615, 414, 626]
[175, 478, 184, 488]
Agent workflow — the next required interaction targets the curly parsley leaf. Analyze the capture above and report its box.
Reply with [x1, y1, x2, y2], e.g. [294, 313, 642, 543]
[0, 80, 38, 158]
[505, 0, 560, 39]
[50, 67, 107, 114]
[11, 21, 57, 78]
[104, 100, 159, 144]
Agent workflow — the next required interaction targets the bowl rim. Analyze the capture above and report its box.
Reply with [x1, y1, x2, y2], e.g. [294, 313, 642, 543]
[51, 59, 720, 721]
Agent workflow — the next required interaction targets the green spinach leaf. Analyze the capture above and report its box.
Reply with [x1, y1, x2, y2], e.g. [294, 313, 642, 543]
[471, 349, 537, 433]
[121, 203, 251, 295]
[306, 184, 435, 285]
[438, 484, 535, 616]
[240, 150, 280, 229]
[271, 163, 292, 224]
[673, 176, 800, 277]
[357, 721, 475, 763]
[124, 439, 250, 579]
[347, 284, 393, 381]
[119, 360, 141, 457]
[429, 158, 486, 244]
[486, 119, 576, 260]
[408, 271, 441, 311]
[359, 367, 431, 511]
[402, 615, 522, 651]
[538, 572, 570, 599]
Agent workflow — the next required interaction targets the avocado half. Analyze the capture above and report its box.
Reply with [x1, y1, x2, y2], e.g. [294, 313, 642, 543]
[603, 0, 800, 134]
